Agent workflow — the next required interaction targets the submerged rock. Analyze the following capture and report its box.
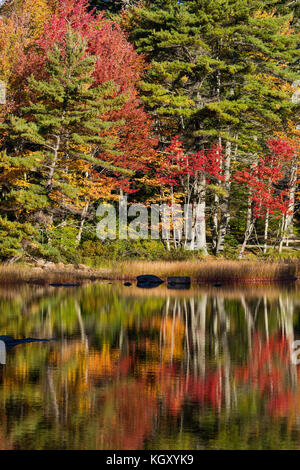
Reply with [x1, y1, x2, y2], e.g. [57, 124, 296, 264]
[0, 335, 55, 350]
[167, 276, 191, 286]
[124, 282, 132, 287]
[167, 284, 191, 290]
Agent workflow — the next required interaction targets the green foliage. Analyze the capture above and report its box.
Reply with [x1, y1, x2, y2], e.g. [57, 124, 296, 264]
[47, 224, 81, 263]
[0, 27, 127, 261]
[28, 242, 62, 263]
[222, 234, 240, 259]
[3, 28, 125, 173]
[0, 216, 37, 260]
[125, 0, 298, 151]
[80, 239, 204, 265]
[0, 0, 299, 263]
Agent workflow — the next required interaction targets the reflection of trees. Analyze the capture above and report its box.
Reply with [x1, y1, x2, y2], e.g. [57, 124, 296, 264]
[147, 291, 300, 448]
[0, 285, 300, 449]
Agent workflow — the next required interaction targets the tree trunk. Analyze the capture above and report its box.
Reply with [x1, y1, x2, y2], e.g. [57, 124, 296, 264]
[263, 209, 270, 254]
[279, 214, 287, 254]
[211, 193, 219, 254]
[216, 140, 231, 253]
[239, 212, 255, 259]
[75, 202, 89, 246]
[191, 177, 208, 255]
[285, 155, 298, 247]
[47, 136, 60, 188]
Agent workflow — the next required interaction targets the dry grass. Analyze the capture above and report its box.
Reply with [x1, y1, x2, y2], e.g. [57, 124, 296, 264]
[0, 259, 298, 285]
[0, 265, 95, 285]
[109, 260, 298, 283]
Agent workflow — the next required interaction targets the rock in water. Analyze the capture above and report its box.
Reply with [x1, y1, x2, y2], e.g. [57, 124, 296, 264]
[167, 277, 191, 289]
[137, 275, 164, 289]
[0, 336, 55, 350]
[124, 282, 132, 287]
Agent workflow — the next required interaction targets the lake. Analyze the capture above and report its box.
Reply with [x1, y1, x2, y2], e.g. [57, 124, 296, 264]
[0, 282, 299, 450]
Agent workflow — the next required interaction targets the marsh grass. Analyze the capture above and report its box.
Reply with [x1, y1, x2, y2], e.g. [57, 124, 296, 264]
[111, 260, 298, 283]
[0, 259, 298, 285]
[0, 265, 94, 285]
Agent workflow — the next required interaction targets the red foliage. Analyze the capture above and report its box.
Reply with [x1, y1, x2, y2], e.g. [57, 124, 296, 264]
[157, 136, 224, 189]
[17, 0, 157, 193]
[234, 139, 295, 218]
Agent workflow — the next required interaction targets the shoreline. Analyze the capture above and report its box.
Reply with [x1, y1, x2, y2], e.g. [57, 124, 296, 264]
[0, 260, 299, 286]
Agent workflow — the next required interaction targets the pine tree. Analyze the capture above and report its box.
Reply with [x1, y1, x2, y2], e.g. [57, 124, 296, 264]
[124, 0, 299, 253]
[0, 28, 125, 247]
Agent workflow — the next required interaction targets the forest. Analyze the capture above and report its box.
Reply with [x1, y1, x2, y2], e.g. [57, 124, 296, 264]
[0, 0, 299, 265]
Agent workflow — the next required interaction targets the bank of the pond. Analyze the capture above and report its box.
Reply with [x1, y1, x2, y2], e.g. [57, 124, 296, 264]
[0, 260, 298, 286]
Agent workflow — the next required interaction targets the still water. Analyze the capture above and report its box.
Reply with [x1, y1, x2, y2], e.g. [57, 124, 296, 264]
[0, 282, 300, 450]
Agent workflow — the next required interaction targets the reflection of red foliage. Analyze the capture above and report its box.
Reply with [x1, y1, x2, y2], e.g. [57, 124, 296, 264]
[117, 357, 133, 376]
[234, 333, 289, 395]
[188, 371, 223, 409]
[102, 381, 157, 450]
[156, 366, 224, 414]
[267, 391, 295, 417]
[154, 334, 293, 417]
[99, 332, 294, 434]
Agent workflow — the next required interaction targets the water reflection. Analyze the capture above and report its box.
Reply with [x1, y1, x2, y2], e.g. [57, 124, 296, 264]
[0, 283, 300, 449]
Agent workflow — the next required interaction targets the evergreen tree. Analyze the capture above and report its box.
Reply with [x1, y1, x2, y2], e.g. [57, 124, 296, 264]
[0, 28, 125, 251]
[124, 0, 299, 253]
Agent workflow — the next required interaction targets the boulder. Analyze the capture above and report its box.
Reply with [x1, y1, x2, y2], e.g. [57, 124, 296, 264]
[137, 274, 164, 289]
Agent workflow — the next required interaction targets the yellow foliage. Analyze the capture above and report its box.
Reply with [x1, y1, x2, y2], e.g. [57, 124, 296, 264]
[0, 0, 53, 83]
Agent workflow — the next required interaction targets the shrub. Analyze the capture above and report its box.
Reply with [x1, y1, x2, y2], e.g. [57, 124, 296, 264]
[79, 239, 204, 265]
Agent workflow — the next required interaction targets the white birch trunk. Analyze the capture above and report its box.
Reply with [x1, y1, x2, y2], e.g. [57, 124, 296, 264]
[47, 136, 60, 188]
[285, 155, 298, 247]
[76, 202, 89, 246]
[216, 140, 231, 253]
[263, 209, 270, 254]
[193, 177, 208, 255]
